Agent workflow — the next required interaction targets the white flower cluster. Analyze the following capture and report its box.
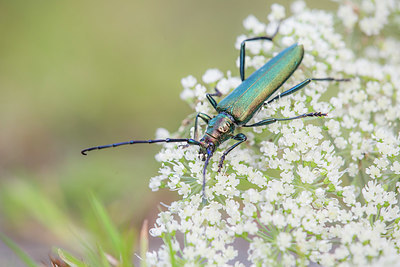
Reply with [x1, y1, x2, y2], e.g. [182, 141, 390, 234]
[147, 1, 400, 266]
[334, 0, 400, 36]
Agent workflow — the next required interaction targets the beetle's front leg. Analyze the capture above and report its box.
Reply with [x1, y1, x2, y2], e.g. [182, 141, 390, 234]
[206, 88, 222, 111]
[218, 133, 247, 172]
[193, 113, 211, 141]
[180, 112, 211, 149]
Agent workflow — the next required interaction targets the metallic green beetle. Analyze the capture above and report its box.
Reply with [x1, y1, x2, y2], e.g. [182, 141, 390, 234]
[82, 33, 348, 201]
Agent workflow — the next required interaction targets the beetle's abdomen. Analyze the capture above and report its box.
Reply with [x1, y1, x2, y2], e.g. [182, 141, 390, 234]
[217, 43, 304, 125]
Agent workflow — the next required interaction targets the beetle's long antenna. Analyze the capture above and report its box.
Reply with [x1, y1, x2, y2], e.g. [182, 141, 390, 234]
[202, 146, 214, 204]
[81, 138, 202, 155]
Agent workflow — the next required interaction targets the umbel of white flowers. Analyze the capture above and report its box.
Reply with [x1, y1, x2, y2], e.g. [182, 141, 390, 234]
[146, 1, 400, 266]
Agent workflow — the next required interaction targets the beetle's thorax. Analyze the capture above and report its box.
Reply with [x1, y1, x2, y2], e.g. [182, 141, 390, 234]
[199, 113, 236, 154]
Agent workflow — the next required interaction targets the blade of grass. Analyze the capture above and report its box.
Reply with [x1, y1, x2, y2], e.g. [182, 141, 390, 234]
[139, 219, 148, 267]
[0, 232, 38, 267]
[89, 194, 133, 267]
[58, 248, 89, 267]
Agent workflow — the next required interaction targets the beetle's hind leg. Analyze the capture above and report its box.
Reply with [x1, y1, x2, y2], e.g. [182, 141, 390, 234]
[264, 77, 351, 105]
[242, 112, 327, 128]
[239, 21, 281, 81]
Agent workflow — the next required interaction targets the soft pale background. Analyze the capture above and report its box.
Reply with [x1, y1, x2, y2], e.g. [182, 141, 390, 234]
[0, 0, 336, 263]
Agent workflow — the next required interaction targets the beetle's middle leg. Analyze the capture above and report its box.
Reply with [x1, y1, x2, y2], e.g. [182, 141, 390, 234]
[264, 77, 351, 105]
[218, 133, 247, 172]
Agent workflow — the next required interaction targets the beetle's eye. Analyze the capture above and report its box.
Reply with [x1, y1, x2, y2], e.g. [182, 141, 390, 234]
[218, 123, 229, 133]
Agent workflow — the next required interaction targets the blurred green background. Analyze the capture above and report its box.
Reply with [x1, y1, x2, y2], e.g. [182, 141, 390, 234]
[0, 0, 336, 263]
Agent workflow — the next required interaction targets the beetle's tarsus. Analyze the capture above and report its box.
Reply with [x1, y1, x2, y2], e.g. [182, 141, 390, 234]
[201, 196, 207, 206]
[312, 77, 352, 82]
[211, 87, 222, 97]
[218, 156, 226, 173]
[307, 111, 327, 117]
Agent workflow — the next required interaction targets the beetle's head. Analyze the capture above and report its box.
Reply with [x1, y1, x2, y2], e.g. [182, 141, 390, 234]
[196, 113, 235, 201]
[198, 113, 235, 160]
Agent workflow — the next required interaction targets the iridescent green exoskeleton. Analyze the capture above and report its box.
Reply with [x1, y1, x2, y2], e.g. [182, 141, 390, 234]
[82, 28, 349, 202]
